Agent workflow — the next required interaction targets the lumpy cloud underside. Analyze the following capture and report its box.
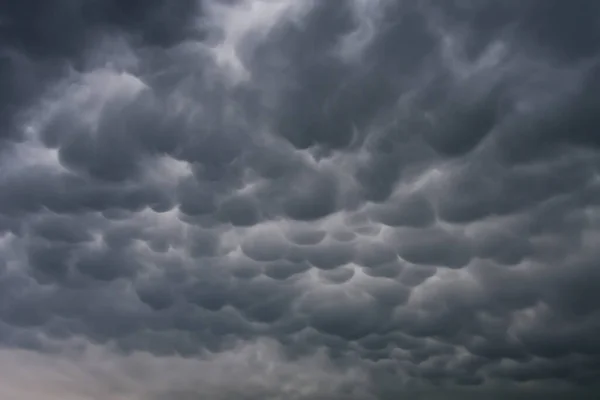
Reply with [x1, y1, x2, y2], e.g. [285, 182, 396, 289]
[1, 0, 600, 398]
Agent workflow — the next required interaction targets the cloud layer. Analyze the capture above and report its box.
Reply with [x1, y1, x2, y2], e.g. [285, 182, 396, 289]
[1, 0, 600, 398]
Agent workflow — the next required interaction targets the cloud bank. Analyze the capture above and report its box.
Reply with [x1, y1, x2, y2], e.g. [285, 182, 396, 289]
[1, 0, 600, 398]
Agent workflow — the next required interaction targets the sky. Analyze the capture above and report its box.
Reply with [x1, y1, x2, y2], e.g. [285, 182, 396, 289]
[1, 0, 600, 399]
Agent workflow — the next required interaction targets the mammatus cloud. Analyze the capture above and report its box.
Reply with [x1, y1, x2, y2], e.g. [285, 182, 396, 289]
[1, 0, 600, 398]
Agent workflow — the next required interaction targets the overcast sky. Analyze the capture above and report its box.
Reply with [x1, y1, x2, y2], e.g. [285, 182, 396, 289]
[1, 1, 600, 399]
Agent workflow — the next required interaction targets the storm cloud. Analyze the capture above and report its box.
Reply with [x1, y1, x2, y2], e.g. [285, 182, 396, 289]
[1, 0, 600, 398]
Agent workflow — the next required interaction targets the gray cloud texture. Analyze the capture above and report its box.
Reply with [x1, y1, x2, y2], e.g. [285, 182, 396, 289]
[1, 0, 600, 398]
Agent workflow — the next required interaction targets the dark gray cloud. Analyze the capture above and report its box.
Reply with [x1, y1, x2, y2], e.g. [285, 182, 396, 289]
[1, 0, 600, 398]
